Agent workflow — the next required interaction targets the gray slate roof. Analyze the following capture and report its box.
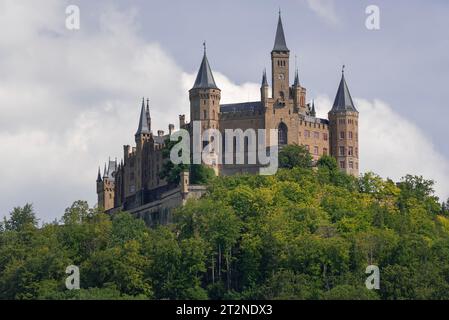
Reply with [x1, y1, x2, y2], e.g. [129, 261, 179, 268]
[293, 69, 300, 86]
[192, 52, 218, 90]
[331, 73, 358, 113]
[136, 99, 150, 136]
[220, 102, 263, 113]
[273, 14, 289, 52]
[262, 69, 268, 86]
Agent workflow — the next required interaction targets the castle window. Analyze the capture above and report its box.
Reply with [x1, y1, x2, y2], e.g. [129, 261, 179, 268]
[314, 132, 320, 139]
[349, 131, 353, 140]
[279, 91, 285, 100]
[340, 131, 345, 139]
[304, 130, 310, 138]
[314, 146, 319, 155]
[203, 110, 207, 119]
[349, 161, 354, 169]
[340, 161, 346, 169]
[305, 145, 310, 152]
[348, 147, 354, 156]
[278, 122, 288, 146]
[323, 133, 328, 141]
[339, 146, 345, 156]
[355, 147, 359, 157]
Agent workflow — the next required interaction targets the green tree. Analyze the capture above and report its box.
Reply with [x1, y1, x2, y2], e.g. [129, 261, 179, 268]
[279, 144, 313, 169]
[317, 155, 338, 171]
[3, 204, 38, 232]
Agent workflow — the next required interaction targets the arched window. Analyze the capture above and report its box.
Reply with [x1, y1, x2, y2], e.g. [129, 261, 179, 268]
[279, 91, 285, 100]
[278, 122, 288, 146]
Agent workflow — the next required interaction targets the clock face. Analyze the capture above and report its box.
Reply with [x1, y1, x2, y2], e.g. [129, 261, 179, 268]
[278, 74, 285, 80]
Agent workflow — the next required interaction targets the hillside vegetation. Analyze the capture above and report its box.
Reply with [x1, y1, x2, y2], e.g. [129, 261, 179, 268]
[1, 149, 449, 300]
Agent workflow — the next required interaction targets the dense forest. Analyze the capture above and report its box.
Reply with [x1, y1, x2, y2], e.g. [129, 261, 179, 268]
[1, 146, 449, 300]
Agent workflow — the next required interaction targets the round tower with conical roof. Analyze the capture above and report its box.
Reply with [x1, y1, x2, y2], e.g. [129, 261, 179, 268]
[328, 67, 359, 176]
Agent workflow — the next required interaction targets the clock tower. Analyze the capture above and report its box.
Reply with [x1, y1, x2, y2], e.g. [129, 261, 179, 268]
[271, 12, 290, 103]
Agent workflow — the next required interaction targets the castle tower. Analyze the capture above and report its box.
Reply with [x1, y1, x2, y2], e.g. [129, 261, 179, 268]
[271, 12, 290, 103]
[189, 44, 221, 133]
[135, 98, 152, 195]
[328, 67, 359, 176]
[189, 44, 221, 172]
[97, 161, 116, 211]
[292, 68, 302, 111]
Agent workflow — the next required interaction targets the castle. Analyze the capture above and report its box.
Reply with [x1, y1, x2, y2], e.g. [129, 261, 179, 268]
[96, 13, 359, 225]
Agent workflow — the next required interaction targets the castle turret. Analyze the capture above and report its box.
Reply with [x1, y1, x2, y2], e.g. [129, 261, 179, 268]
[135, 98, 151, 145]
[328, 67, 359, 176]
[271, 11, 290, 103]
[310, 100, 316, 117]
[189, 43, 221, 134]
[134, 98, 152, 195]
[261, 69, 269, 102]
[97, 161, 116, 211]
[292, 68, 301, 110]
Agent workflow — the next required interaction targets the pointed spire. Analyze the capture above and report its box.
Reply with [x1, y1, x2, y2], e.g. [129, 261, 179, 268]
[97, 166, 102, 182]
[273, 10, 289, 52]
[136, 98, 150, 136]
[331, 67, 358, 113]
[146, 98, 151, 132]
[293, 69, 300, 87]
[261, 69, 268, 87]
[311, 100, 316, 117]
[192, 43, 219, 90]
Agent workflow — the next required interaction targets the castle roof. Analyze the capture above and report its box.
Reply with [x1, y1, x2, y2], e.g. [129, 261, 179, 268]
[97, 166, 102, 182]
[220, 102, 263, 114]
[293, 69, 300, 87]
[331, 71, 358, 113]
[261, 69, 268, 87]
[273, 13, 289, 52]
[136, 98, 151, 136]
[192, 46, 219, 90]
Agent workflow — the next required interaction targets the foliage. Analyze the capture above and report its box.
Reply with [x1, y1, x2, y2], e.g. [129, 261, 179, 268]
[1, 158, 448, 300]
[279, 144, 313, 169]
[159, 138, 215, 185]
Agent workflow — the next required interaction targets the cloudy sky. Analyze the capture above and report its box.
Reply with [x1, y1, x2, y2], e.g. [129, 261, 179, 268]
[0, 0, 448, 222]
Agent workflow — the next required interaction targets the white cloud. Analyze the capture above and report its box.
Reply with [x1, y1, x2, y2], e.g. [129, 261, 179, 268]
[0, 2, 447, 222]
[315, 96, 449, 201]
[304, 0, 339, 25]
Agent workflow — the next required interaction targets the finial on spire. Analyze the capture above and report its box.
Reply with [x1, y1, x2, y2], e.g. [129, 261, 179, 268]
[146, 98, 149, 108]
[342, 64, 345, 74]
[203, 41, 206, 55]
[279, 7, 281, 16]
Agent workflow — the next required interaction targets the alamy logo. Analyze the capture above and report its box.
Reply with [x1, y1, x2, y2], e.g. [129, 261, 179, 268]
[65, 5, 80, 30]
[65, 265, 80, 290]
[170, 121, 279, 175]
[365, 5, 381, 30]
[365, 265, 380, 290]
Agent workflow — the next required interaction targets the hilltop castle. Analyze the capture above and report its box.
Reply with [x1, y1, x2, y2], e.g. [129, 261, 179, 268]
[96, 13, 360, 225]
